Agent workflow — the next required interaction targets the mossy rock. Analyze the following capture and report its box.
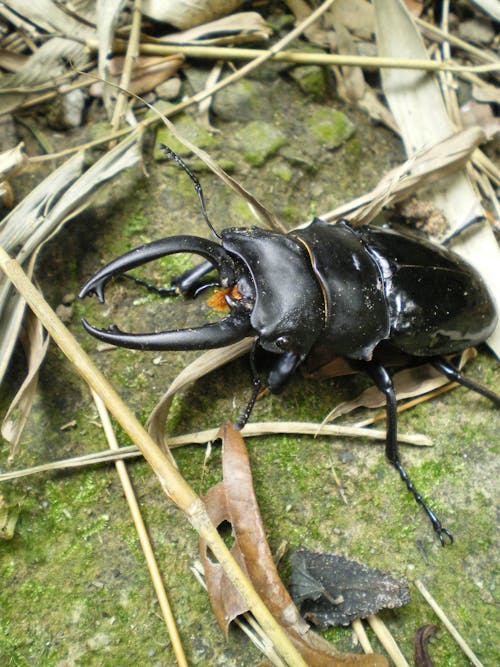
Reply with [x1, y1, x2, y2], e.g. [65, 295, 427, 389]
[235, 121, 287, 166]
[309, 108, 356, 150]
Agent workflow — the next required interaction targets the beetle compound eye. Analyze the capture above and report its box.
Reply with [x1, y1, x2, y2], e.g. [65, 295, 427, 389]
[275, 335, 292, 351]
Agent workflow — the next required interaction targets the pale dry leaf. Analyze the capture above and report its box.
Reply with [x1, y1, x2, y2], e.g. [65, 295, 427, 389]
[0, 131, 142, 387]
[318, 127, 486, 227]
[374, 0, 500, 355]
[0, 49, 28, 73]
[147, 338, 253, 448]
[0, 143, 27, 178]
[1, 0, 94, 35]
[156, 12, 272, 46]
[323, 349, 476, 423]
[0, 38, 90, 116]
[471, 0, 500, 21]
[142, 0, 243, 30]
[472, 82, 500, 106]
[96, 0, 128, 115]
[2, 309, 50, 461]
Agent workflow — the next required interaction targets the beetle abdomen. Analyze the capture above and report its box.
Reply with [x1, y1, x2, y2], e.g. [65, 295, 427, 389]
[360, 226, 497, 356]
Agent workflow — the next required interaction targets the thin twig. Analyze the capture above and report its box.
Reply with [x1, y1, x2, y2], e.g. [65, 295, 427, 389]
[110, 0, 142, 131]
[352, 618, 373, 654]
[0, 421, 431, 483]
[110, 41, 499, 74]
[366, 615, 410, 667]
[92, 391, 188, 667]
[414, 579, 485, 667]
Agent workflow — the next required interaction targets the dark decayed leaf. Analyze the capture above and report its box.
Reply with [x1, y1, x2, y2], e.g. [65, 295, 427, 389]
[414, 624, 438, 667]
[199, 423, 388, 666]
[289, 549, 410, 628]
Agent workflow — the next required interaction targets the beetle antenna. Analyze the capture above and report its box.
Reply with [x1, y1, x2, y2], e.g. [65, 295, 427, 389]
[159, 144, 221, 240]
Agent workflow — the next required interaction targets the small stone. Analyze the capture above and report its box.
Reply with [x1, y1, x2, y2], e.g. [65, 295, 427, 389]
[212, 79, 274, 122]
[234, 120, 287, 166]
[289, 65, 327, 100]
[155, 76, 181, 100]
[458, 18, 495, 44]
[55, 303, 73, 323]
[309, 108, 355, 150]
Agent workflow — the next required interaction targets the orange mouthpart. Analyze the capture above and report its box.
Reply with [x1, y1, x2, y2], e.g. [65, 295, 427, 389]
[207, 285, 243, 311]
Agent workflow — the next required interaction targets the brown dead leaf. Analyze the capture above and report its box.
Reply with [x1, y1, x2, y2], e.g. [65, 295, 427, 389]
[414, 624, 438, 667]
[199, 423, 388, 666]
[90, 55, 184, 97]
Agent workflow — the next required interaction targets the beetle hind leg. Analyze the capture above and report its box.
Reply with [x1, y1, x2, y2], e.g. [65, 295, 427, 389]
[432, 357, 500, 407]
[365, 360, 453, 545]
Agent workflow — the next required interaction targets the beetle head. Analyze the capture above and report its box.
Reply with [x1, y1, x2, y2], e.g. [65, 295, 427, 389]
[78, 235, 253, 350]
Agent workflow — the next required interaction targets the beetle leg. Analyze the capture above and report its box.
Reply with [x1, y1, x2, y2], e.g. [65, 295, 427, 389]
[235, 339, 263, 430]
[365, 360, 453, 545]
[431, 357, 500, 407]
[122, 260, 218, 298]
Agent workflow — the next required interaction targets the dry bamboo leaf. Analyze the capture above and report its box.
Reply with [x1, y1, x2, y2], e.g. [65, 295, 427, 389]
[0, 143, 27, 177]
[142, 0, 243, 30]
[2, 309, 50, 461]
[319, 127, 486, 226]
[1, 0, 93, 35]
[470, 0, 500, 22]
[323, 349, 476, 423]
[374, 0, 500, 356]
[156, 12, 272, 46]
[0, 38, 89, 115]
[200, 423, 388, 667]
[147, 339, 253, 448]
[0, 131, 142, 389]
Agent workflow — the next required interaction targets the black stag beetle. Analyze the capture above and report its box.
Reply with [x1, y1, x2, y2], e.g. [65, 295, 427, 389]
[79, 146, 500, 545]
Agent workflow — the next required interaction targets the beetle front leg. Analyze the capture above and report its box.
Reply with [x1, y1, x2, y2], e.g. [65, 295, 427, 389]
[123, 259, 217, 298]
[365, 360, 453, 546]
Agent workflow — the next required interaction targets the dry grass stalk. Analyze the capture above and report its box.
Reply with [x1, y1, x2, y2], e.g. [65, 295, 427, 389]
[110, 0, 143, 131]
[0, 247, 307, 667]
[366, 615, 410, 667]
[131, 42, 500, 74]
[351, 618, 373, 654]
[0, 419, 431, 483]
[91, 390, 188, 667]
[414, 579, 485, 667]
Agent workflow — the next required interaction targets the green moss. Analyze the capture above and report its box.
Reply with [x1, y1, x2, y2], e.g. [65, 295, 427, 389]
[309, 108, 356, 149]
[235, 121, 287, 166]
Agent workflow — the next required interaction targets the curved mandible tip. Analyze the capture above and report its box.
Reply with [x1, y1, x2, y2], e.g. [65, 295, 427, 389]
[78, 235, 235, 302]
[81, 311, 252, 351]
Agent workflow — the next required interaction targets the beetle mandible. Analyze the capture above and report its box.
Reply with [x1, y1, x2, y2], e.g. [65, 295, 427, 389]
[79, 146, 499, 545]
